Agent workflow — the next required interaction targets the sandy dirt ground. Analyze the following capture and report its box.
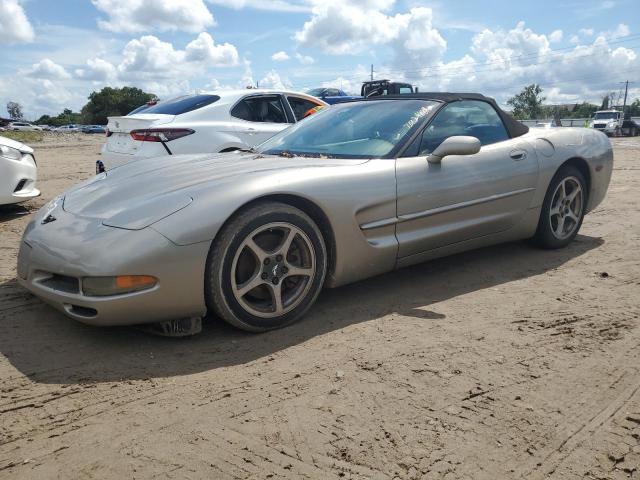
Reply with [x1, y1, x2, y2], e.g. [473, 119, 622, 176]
[0, 134, 639, 479]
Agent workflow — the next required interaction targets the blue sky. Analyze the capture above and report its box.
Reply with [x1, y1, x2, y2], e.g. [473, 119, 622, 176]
[1, 0, 638, 118]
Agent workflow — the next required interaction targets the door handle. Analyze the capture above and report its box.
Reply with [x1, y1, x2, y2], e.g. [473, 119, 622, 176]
[510, 150, 527, 160]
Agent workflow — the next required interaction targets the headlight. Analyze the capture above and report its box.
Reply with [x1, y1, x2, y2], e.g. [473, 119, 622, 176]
[82, 275, 157, 297]
[0, 145, 22, 161]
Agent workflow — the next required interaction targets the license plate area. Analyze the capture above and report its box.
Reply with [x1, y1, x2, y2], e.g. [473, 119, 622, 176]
[107, 133, 139, 154]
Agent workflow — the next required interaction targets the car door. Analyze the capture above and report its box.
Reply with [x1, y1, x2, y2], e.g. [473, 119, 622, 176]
[231, 94, 292, 146]
[395, 100, 539, 258]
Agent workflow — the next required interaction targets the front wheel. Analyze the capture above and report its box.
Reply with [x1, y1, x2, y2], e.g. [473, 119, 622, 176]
[533, 165, 587, 249]
[205, 202, 327, 332]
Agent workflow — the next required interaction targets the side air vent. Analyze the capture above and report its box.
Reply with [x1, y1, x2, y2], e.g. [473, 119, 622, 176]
[14, 179, 27, 192]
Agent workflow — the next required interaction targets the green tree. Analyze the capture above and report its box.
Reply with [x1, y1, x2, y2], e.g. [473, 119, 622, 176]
[6, 101, 23, 120]
[572, 102, 598, 119]
[506, 84, 546, 120]
[35, 114, 53, 125]
[627, 98, 640, 117]
[80, 86, 157, 124]
[33, 109, 82, 127]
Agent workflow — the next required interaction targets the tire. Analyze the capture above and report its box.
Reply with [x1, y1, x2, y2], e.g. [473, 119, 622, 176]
[205, 201, 327, 332]
[533, 165, 588, 249]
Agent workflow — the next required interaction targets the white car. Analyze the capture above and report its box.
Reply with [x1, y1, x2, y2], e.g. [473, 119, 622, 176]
[0, 136, 40, 205]
[9, 122, 43, 131]
[55, 124, 80, 133]
[100, 89, 327, 171]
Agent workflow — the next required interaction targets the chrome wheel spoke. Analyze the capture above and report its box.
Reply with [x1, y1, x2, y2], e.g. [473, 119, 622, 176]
[559, 180, 567, 200]
[566, 209, 579, 223]
[554, 215, 566, 237]
[276, 227, 300, 258]
[284, 265, 314, 278]
[234, 274, 264, 297]
[550, 205, 561, 217]
[568, 185, 582, 202]
[245, 237, 268, 263]
[267, 283, 284, 315]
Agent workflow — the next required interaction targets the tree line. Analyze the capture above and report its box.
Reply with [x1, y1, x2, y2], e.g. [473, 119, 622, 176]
[6, 87, 157, 126]
[506, 83, 640, 120]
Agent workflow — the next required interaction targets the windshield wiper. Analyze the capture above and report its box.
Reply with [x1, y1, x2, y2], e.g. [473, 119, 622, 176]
[277, 150, 296, 158]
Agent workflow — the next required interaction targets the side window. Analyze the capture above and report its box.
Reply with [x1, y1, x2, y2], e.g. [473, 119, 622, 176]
[327, 89, 340, 96]
[399, 87, 413, 94]
[400, 134, 421, 157]
[287, 96, 322, 122]
[231, 96, 288, 123]
[419, 100, 509, 155]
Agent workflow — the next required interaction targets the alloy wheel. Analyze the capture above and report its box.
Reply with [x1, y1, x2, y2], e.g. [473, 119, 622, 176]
[230, 222, 316, 318]
[549, 176, 583, 240]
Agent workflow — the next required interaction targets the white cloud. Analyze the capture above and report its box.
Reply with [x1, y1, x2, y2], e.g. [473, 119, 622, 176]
[75, 58, 118, 81]
[0, 76, 78, 119]
[258, 70, 291, 90]
[601, 23, 630, 40]
[294, 2, 446, 70]
[414, 22, 640, 106]
[22, 58, 71, 80]
[271, 51, 290, 61]
[207, 0, 310, 13]
[114, 33, 238, 81]
[549, 30, 563, 43]
[579, 28, 594, 36]
[295, 53, 314, 65]
[184, 32, 239, 66]
[239, 60, 255, 88]
[92, 0, 215, 33]
[0, 0, 34, 44]
[320, 73, 366, 95]
[69, 33, 239, 96]
[294, 0, 405, 54]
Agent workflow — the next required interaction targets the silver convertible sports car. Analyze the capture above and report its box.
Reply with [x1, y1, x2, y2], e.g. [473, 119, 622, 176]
[18, 93, 613, 332]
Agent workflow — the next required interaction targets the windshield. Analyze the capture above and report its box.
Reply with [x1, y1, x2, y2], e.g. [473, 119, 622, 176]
[594, 112, 619, 120]
[257, 99, 439, 158]
[306, 88, 325, 96]
[130, 94, 220, 116]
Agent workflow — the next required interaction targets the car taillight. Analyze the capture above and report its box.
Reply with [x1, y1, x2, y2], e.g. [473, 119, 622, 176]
[130, 128, 194, 142]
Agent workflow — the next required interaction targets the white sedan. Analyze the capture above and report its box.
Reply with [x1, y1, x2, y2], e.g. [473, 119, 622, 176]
[0, 136, 40, 205]
[99, 89, 327, 171]
[9, 122, 42, 131]
[55, 124, 80, 133]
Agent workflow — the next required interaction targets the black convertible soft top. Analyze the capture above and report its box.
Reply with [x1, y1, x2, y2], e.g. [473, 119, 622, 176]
[365, 92, 529, 139]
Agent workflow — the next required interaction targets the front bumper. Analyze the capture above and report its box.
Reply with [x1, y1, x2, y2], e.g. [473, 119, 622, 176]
[0, 152, 40, 205]
[592, 125, 617, 135]
[18, 207, 209, 326]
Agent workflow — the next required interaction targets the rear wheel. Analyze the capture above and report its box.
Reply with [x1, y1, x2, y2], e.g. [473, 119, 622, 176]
[533, 165, 587, 249]
[205, 202, 327, 332]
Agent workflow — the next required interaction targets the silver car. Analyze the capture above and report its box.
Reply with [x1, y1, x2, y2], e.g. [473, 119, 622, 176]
[17, 93, 613, 332]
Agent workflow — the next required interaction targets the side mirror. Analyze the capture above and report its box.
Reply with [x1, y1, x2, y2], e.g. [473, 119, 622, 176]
[427, 136, 481, 164]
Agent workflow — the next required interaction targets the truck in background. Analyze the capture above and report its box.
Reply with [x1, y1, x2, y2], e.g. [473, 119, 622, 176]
[589, 110, 640, 136]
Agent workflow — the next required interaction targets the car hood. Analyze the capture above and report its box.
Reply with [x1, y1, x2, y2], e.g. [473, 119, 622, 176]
[63, 152, 368, 229]
[0, 135, 33, 154]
